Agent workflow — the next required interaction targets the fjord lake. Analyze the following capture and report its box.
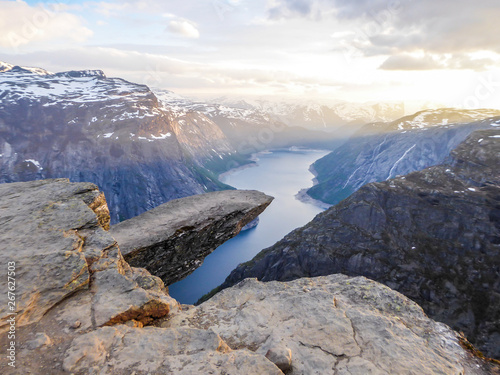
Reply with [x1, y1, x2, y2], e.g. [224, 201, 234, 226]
[168, 149, 330, 304]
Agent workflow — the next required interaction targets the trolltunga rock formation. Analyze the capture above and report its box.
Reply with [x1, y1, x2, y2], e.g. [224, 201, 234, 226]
[109, 190, 273, 285]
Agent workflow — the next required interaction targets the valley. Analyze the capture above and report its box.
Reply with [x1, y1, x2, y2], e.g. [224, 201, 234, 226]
[2, 0, 500, 372]
[1, 61, 500, 370]
[169, 148, 330, 304]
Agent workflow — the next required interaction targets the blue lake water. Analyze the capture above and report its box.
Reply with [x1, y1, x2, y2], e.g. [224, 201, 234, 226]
[168, 149, 330, 304]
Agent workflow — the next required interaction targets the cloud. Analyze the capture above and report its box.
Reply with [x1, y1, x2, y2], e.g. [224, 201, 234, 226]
[445, 54, 497, 71]
[380, 54, 443, 71]
[269, 0, 500, 58]
[269, 0, 313, 19]
[92, 2, 129, 17]
[167, 20, 200, 39]
[0, 1, 93, 50]
[0, 46, 344, 94]
[380, 53, 498, 71]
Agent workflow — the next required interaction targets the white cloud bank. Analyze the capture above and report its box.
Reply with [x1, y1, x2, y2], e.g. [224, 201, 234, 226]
[0, 1, 93, 50]
[167, 20, 200, 39]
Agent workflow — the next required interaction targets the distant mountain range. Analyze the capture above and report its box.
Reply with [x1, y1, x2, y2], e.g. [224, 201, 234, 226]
[4, 61, 498, 222]
[1, 62, 373, 223]
[0, 62, 241, 223]
[154, 89, 367, 152]
[206, 96, 406, 131]
[307, 108, 500, 204]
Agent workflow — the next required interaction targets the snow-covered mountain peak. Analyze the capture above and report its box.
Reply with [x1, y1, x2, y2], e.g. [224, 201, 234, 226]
[0, 61, 52, 75]
[152, 88, 268, 123]
[55, 70, 107, 79]
[0, 64, 152, 107]
[394, 108, 500, 131]
[0, 62, 14, 72]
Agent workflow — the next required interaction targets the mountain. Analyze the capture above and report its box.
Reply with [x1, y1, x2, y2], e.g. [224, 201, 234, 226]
[218, 128, 500, 359]
[0, 63, 241, 223]
[210, 96, 405, 131]
[308, 109, 500, 205]
[154, 89, 345, 153]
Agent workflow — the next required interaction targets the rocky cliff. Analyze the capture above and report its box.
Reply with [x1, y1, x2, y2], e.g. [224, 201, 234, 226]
[0, 63, 241, 224]
[308, 109, 500, 205]
[1, 179, 497, 374]
[221, 129, 500, 359]
[110, 190, 273, 285]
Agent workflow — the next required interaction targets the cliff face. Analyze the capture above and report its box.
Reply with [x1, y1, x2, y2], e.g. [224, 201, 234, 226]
[0, 64, 239, 224]
[308, 109, 500, 205]
[109, 190, 273, 285]
[0, 179, 495, 374]
[221, 129, 500, 359]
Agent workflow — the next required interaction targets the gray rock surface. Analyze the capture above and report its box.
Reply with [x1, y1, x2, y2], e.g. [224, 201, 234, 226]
[26, 333, 52, 350]
[0, 178, 178, 332]
[221, 129, 500, 359]
[109, 190, 273, 285]
[63, 325, 282, 375]
[265, 346, 293, 372]
[0, 179, 101, 329]
[166, 276, 492, 375]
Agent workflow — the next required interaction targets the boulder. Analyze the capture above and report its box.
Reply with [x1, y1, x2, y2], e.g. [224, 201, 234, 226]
[0, 179, 103, 329]
[0, 179, 177, 331]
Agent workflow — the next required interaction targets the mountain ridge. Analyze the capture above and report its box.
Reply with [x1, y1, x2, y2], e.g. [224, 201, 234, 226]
[0, 63, 240, 223]
[218, 128, 500, 358]
[307, 109, 500, 205]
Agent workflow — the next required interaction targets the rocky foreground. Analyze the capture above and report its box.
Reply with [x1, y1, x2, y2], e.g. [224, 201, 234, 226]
[221, 129, 500, 359]
[0, 179, 498, 374]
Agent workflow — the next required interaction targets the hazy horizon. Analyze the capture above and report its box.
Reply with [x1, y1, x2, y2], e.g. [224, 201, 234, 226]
[1, 0, 500, 110]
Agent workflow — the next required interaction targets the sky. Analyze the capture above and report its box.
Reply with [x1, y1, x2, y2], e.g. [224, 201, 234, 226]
[1, 0, 500, 110]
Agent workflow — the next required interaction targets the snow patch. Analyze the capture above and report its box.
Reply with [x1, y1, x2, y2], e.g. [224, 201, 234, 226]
[25, 159, 43, 170]
[343, 165, 363, 189]
[386, 144, 416, 180]
[151, 132, 172, 139]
